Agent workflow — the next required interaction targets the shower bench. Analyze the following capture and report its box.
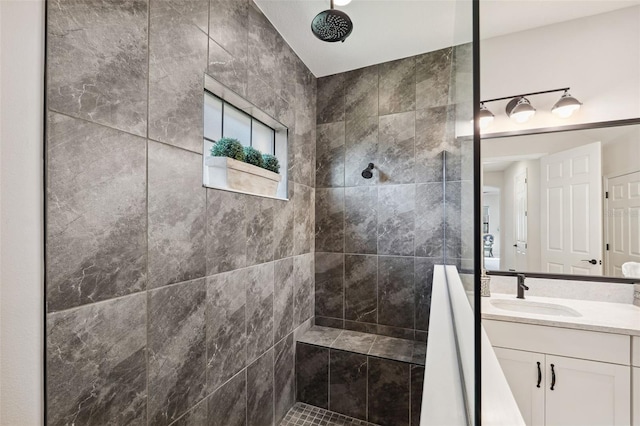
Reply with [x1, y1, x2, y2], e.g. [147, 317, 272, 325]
[294, 325, 427, 426]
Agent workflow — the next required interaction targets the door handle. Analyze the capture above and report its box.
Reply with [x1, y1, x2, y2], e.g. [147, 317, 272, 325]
[513, 244, 518, 247]
[581, 259, 597, 265]
[536, 362, 541, 388]
[550, 363, 556, 391]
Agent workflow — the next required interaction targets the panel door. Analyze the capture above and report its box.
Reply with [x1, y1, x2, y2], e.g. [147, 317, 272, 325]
[545, 355, 630, 426]
[494, 347, 545, 426]
[540, 142, 603, 274]
[605, 170, 640, 277]
[515, 169, 529, 271]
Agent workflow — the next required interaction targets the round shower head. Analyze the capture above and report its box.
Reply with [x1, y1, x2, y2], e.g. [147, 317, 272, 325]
[311, 8, 353, 43]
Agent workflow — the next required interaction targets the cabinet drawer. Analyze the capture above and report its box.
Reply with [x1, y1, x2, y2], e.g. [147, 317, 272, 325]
[633, 337, 640, 367]
[484, 320, 630, 365]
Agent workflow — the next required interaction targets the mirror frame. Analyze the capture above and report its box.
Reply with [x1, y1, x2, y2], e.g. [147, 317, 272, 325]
[481, 117, 640, 285]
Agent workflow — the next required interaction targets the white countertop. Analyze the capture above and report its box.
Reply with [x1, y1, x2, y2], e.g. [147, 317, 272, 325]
[482, 293, 640, 336]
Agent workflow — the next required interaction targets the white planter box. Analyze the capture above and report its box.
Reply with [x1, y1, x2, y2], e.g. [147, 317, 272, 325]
[205, 156, 281, 197]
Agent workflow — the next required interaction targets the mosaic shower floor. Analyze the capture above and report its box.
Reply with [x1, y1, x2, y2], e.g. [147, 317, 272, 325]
[279, 403, 379, 426]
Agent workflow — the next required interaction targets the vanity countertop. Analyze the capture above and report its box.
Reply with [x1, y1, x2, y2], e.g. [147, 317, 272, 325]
[482, 293, 640, 336]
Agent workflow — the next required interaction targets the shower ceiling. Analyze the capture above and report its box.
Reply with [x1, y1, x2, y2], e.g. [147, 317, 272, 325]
[254, 0, 640, 77]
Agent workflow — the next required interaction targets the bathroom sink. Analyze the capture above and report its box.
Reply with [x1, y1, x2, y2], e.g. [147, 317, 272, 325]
[490, 299, 582, 317]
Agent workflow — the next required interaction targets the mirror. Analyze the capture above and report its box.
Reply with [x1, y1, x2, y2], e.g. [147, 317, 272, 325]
[482, 120, 640, 278]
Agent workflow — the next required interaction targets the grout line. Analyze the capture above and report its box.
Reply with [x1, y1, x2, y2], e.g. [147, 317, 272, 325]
[145, 0, 151, 422]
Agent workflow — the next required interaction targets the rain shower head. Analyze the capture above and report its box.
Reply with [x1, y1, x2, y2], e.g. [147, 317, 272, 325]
[311, 0, 353, 43]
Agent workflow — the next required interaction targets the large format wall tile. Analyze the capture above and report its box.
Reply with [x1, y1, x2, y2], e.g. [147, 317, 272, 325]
[344, 186, 378, 254]
[378, 185, 416, 256]
[245, 263, 275, 363]
[172, 401, 208, 426]
[149, 0, 208, 153]
[206, 189, 247, 275]
[274, 258, 294, 342]
[247, 349, 274, 426]
[379, 57, 415, 116]
[296, 343, 329, 409]
[148, 280, 207, 425]
[415, 258, 438, 332]
[274, 334, 295, 424]
[445, 181, 462, 259]
[248, 1, 282, 96]
[246, 197, 275, 266]
[294, 183, 314, 255]
[317, 73, 345, 124]
[329, 350, 367, 419]
[47, 0, 148, 136]
[416, 47, 452, 110]
[46, 113, 147, 312]
[368, 358, 410, 426]
[345, 65, 378, 120]
[47, 294, 147, 425]
[273, 185, 295, 260]
[415, 183, 444, 258]
[316, 122, 346, 188]
[344, 255, 377, 324]
[294, 253, 315, 326]
[207, 370, 246, 426]
[378, 256, 415, 329]
[206, 271, 246, 392]
[411, 366, 425, 426]
[148, 142, 206, 289]
[345, 116, 378, 187]
[415, 106, 452, 183]
[209, 0, 248, 64]
[378, 111, 415, 184]
[208, 38, 248, 97]
[315, 253, 345, 319]
[315, 188, 345, 252]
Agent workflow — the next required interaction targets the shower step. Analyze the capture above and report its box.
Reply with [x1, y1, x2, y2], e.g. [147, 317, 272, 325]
[295, 326, 426, 426]
[279, 402, 379, 426]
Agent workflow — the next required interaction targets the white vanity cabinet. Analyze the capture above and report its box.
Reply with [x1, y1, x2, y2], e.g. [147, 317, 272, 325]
[486, 320, 632, 426]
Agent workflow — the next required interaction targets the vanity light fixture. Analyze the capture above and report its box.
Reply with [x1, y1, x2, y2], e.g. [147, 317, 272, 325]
[478, 87, 582, 128]
[478, 103, 495, 129]
[506, 97, 536, 123]
[552, 90, 582, 118]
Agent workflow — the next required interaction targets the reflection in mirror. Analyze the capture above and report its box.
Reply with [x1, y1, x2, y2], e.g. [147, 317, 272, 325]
[482, 121, 640, 278]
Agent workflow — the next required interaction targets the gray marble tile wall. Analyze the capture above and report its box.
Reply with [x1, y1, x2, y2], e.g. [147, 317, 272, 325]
[314, 47, 467, 340]
[45, 0, 316, 424]
[296, 342, 425, 426]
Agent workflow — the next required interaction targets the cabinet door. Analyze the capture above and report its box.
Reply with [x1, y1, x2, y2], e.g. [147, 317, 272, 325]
[545, 355, 630, 426]
[494, 347, 545, 425]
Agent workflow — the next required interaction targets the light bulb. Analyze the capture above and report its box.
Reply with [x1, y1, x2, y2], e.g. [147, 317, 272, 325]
[334, 0, 352, 5]
[511, 110, 535, 123]
[552, 91, 582, 119]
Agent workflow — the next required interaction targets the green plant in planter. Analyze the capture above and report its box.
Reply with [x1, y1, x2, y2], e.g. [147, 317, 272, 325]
[262, 154, 280, 174]
[243, 146, 264, 168]
[210, 137, 245, 161]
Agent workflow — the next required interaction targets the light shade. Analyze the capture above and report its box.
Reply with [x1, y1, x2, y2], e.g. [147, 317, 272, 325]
[552, 91, 582, 118]
[333, 0, 352, 5]
[478, 103, 495, 129]
[506, 97, 536, 124]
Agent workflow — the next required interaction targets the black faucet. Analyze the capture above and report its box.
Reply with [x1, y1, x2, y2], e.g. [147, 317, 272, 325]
[517, 274, 529, 299]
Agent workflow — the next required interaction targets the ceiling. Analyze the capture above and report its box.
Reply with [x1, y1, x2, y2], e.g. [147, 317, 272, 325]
[254, 0, 640, 77]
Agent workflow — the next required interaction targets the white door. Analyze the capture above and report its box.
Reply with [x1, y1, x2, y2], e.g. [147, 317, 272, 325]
[540, 142, 603, 274]
[494, 347, 545, 426]
[515, 170, 528, 271]
[605, 170, 640, 277]
[545, 355, 630, 426]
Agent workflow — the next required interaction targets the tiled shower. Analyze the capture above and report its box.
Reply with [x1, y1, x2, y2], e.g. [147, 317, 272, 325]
[44, 0, 473, 425]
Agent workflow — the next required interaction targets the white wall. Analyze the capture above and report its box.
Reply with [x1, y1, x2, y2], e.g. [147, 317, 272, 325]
[602, 126, 640, 177]
[0, 1, 45, 425]
[481, 6, 640, 135]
